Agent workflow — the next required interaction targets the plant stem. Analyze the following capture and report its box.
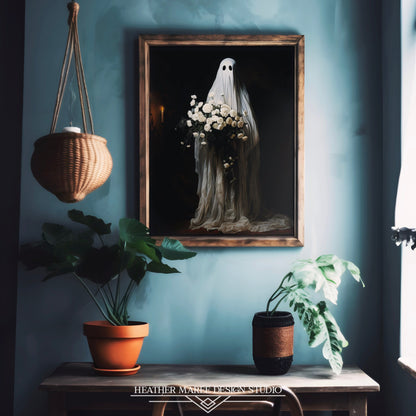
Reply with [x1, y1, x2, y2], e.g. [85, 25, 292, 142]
[270, 291, 291, 314]
[99, 286, 113, 310]
[105, 283, 115, 306]
[114, 241, 127, 310]
[266, 273, 292, 314]
[98, 287, 122, 326]
[120, 280, 134, 306]
[72, 273, 116, 325]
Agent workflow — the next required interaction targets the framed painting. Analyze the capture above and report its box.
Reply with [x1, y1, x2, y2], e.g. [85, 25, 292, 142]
[139, 35, 304, 247]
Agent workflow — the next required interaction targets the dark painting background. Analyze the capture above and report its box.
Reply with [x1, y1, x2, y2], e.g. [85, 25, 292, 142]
[148, 45, 295, 236]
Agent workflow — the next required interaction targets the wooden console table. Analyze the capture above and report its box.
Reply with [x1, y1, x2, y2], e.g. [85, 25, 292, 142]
[40, 363, 379, 415]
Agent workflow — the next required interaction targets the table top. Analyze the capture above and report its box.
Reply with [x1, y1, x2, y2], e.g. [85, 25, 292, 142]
[39, 363, 380, 394]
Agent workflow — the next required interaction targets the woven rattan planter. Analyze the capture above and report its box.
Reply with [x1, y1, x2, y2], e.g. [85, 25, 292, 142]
[252, 311, 294, 375]
[31, 132, 113, 203]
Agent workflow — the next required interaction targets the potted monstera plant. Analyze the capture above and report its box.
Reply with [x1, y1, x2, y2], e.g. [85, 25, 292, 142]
[20, 210, 196, 375]
[253, 255, 364, 375]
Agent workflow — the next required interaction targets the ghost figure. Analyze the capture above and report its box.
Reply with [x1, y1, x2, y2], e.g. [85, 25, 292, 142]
[190, 58, 291, 233]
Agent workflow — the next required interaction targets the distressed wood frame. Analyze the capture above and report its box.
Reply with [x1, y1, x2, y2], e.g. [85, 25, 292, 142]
[139, 34, 304, 247]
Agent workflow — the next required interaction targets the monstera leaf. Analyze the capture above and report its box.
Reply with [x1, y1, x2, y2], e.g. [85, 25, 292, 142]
[20, 242, 57, 270]
[157, 238, 197, 260]
[75, 245, 121, 284]
[68, 209, 111, 235]
[119, 218, 151, 243]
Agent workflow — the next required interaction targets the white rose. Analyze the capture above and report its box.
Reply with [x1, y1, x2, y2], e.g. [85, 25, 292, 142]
[220, 108, 229, 117]
[237, 120, 244, 128]
[229, 109, 237, 118]
[200, 132, 205, 138]
[198, 102, 203, 108]
[217, 117, 224, 124]
[186, 120, 192, 127]
[202, 103, 213, 114]
[224, 163, 230, 169]
[198, 113, 206, 123]
[190, 99, 196, 106]
[187, 110, 193, 118]
[192, 113, 198, 121]
[232, 121, 237, 127]
[211, 115, 218, 122]
[213, 122, 219, 130]
[193, 132, 199, 138]
[191, 94, 197, 99]
[237, 133, 243, 138]
[242, 136, 248, 142]
[218, 123, 224, 130]
[201, 141, 207, 145]
[204, 123, 211, 132]
[220, 107, 230, 117]
[206, 117, 212, 125]
[226, 117, 232, 125]
[213, 109, 219, 115]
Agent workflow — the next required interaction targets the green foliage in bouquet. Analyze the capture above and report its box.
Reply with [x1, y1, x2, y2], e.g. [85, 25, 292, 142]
[266, 255, 365, 374]
[20, 210, 197, 326]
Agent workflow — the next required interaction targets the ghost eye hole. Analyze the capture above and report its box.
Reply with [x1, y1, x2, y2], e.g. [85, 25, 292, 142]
[222, 65, 226, 71]
[229, 65, 233, 71]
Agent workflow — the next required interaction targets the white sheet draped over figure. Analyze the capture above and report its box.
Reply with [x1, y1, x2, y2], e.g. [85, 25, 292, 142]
[190, 58, 291, 233]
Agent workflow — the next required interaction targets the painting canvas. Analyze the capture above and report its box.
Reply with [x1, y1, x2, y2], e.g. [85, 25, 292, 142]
[139, 35, 304, 247]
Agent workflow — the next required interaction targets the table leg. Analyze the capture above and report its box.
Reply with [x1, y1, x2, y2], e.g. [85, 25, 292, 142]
[48, 392, 67, 416]
[348, 393, 367, 416]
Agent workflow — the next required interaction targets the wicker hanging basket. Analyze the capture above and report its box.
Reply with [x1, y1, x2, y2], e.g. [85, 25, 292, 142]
[31, 2, 112, 203]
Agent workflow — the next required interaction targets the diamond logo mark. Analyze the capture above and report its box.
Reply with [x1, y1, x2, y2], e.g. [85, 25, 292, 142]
[185, 395, 231, 413]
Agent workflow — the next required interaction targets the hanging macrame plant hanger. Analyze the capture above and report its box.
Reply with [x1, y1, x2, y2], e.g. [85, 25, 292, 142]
[31, 1, 112, 203]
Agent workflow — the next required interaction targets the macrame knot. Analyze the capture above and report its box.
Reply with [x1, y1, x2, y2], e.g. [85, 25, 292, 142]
[67, 2, 80, 25]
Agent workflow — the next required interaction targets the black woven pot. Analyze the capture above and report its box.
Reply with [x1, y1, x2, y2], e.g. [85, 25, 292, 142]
[252, 311, 294, 375]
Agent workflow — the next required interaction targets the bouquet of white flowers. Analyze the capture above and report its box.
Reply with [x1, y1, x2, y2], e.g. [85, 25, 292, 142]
[177, 93, 249, 182]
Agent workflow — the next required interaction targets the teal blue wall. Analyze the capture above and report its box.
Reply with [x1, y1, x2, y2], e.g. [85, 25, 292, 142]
[16, 0, 383, 414]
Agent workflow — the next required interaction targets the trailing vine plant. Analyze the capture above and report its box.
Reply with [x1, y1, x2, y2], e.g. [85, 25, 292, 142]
[266, 255, 365, 374]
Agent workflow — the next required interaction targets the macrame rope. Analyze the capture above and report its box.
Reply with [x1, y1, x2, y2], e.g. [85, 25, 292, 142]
[50, 2, 94, 134]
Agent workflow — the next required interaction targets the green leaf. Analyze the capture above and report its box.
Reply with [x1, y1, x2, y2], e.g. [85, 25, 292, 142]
[291, 260, 324, 290]
[68, 209, 111, 235]
[119, 248, 136, 270]
[119, 218, 150, 244]
[158, 238, 197, 260]
[54, 229, 95, 259]
[42, 223, 72, 245]
[147, 261, 180, 274]
[75, 245, 121, 284]
[286, 290, 325, 348]
[20, 242, 57, 270]
[127, 240, 161, 263]
[317, 301, 348, 374]
[127, 257, 147, 284]
[343, 260, 365, 287]
[43, 262, 75, 281]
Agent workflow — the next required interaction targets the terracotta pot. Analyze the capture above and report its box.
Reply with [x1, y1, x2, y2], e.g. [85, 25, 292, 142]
[252, 311, 294, 375]
[83, 321, 149, 371]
